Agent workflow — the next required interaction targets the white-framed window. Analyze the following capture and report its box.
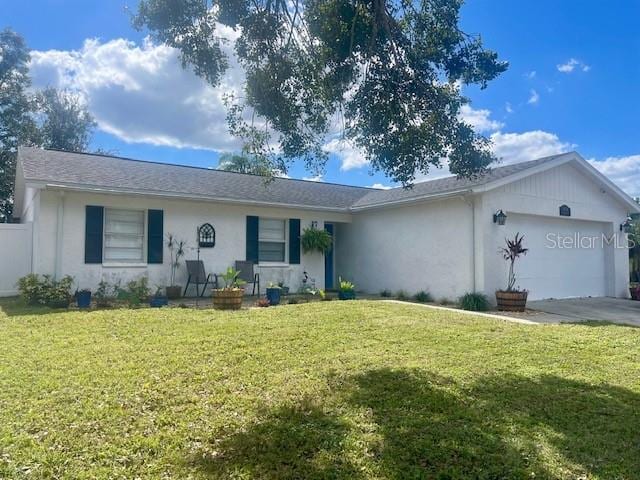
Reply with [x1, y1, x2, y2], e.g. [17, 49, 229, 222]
[104, 208, 145, 263]
[259, 218, 287, 263]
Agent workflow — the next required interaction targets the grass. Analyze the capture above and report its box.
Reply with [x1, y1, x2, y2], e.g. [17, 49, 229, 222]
[1, 298, 639, 479]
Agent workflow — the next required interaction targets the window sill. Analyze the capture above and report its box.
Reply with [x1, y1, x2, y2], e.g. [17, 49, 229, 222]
[258, 262, 290, 268]
[102, 263, 149, 268]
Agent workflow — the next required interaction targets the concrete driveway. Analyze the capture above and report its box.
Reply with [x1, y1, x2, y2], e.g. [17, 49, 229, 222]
[516, 297, 640, 326]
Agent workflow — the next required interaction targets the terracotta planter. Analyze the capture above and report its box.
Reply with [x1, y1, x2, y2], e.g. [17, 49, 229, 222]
[212, 289, 244, 310]
[166, 286, 182, 300]
[496, 290, 528, 312]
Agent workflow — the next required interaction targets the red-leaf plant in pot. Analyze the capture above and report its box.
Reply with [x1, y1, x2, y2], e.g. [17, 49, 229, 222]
[496, 233, 529, 312]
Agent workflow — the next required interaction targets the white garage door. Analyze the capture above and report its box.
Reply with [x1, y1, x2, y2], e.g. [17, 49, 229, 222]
[505, 214, 608, 300]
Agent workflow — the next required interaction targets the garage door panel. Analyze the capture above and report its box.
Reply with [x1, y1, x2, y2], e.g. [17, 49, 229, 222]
[503, 215, 607, 300]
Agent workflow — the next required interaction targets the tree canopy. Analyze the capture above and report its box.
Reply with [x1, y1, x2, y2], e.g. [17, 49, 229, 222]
[135, 0, 507, 185]
[217, 152, 272, 176]
[0, 29, 96, 221]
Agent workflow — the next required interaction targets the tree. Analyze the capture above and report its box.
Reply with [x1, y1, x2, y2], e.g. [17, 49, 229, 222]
[134, 0, 507, 185]
[217, 152, 272, 176]
[34, 88, 96, 152]
[0, 29, 37, 221]
[0, 30, 97, 221]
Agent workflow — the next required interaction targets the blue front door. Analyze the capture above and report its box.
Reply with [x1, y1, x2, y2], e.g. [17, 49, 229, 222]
[324, 223, 334, 289]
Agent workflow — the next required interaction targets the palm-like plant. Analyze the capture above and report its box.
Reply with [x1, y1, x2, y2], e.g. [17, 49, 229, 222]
[500, 233, 528, 292]
[167, 234, 186, 287]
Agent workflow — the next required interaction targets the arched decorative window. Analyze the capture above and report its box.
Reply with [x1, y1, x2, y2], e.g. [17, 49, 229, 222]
[559, 205, 571, 217]
[198, 223, 216, 248]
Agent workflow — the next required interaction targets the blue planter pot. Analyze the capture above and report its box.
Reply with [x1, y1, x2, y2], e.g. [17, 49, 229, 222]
[150, 296, 168, 308]
[76, 290, 92, 308]
[338, 290, 356, 300]
[266, 288, 281, 306]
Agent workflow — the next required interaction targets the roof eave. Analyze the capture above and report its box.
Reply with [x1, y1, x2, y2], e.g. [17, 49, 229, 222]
[37, 181, 353, 213]
[349, 189, 473, 212]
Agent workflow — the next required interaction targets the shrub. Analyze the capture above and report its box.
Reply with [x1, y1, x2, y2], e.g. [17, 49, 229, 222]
[117, 277, 150, 307]
[255, 297, 270, 307]
[17, 274, 74, 307]
[379, 289, 392, 297]
[94, 280, 116, 308]
[459, 292, 491, 312]
[17, 274, 44, 305]
[40, 275, 74, 307]
[413, 290, 433, 303]
[395, 290, 409, 301]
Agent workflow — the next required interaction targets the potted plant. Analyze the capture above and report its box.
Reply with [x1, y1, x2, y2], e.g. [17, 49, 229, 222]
[75, 288, 92, 308]
[630, 283, 640, 301]
[338, 277, 356, 300]
[266, 283, 282, 306]
[166, 234, 186, 299]
[212, 267, 246, 310]
[496, 233, 529, 311]
[277, 280, 289, 296]
[301, 227, 332, 254]
[150, 286, 168, 307]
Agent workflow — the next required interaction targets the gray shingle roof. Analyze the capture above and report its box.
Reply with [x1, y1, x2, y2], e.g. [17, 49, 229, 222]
[351, 153, 569, 208]
[18, 147, 570, 211]
[18, 147, 372, 210]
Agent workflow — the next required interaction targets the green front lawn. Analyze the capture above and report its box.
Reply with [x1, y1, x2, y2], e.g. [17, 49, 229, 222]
[1, 299, 639, 479]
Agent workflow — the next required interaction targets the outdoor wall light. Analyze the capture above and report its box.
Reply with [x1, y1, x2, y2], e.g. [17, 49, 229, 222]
[493, 209, 507, 226]
[620, 217, 633, 233]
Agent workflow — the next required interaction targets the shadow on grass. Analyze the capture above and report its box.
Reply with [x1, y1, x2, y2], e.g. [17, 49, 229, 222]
[195, 370, 640, 479]
[561, 319, 640, 328]
[0, 296, 68, 317]
[349, 369, 640, 479]
[193, 399, 360, 479]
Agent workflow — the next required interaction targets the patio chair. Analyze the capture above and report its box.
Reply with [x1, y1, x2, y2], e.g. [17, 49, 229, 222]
[235, 260, 260, 296]
[184, 260, 217, 297]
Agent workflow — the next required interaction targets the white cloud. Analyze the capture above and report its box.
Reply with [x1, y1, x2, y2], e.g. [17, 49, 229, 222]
[368, 183, 393, 190]
[589, 155, 640, 197]
[29, 31, 244, 152]
[505, 102, 513, 114]
[524, 70, 536, 79]
[557, 58, 590, 73]
[323, 138, 369, 171]
[490, 130, 574, 164]
[302, 174, 323, 182]
[459, 104, 504, 133]
[527, 89, 540, 105]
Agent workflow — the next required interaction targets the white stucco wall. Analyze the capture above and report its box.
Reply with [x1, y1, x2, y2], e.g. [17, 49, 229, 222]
[336, 197, 474, 300]
[34, 189, 350, 294]
[480, 162, 632, 300]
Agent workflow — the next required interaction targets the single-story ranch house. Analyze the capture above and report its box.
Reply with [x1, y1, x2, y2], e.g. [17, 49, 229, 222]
[5, 146, 639, 301]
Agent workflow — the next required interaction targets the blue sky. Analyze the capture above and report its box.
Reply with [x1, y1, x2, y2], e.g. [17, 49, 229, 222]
[3, 0, 640, 194]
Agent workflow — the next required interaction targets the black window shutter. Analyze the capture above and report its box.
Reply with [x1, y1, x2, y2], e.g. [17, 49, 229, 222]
[289, 218, 301, 264]
[84, 206, 104, 264]
[246, 216, 259, 263]
[147, 209, 164, 264]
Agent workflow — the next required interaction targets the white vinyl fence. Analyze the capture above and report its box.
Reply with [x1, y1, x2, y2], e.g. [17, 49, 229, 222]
[0, 223, 32, 296]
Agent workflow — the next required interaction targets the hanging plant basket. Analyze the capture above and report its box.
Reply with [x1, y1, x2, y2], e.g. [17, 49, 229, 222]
[301, 227, 332, 254]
